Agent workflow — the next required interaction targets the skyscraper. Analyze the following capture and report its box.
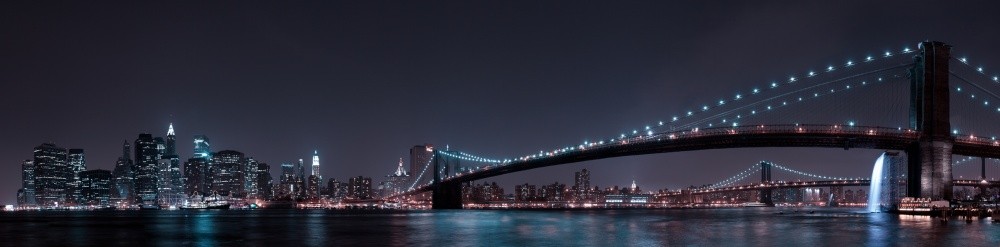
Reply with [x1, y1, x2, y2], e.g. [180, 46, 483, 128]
[255, 162, 273, 200]
[165, 124, 182, 198]
[79, 169, 112, 206]
[33, 143, 68, 206]
[574, 169, 591, 201]
[382, 158, 410, 197]
[134, 134, 159, 204]
[211, 150, 245, 197]
[244, 158, 260, 198]
[166, 124, 176, 156]
[183, 158, 209, 196]
[67, 149, 86, 204]
[347, 176, 372, 200]
[311, 150, 321, 180]
[409, 144, 434, 178]
[193, 135, 211, 159]
[112, 140, 134, 203]
[19, 160, 36, 206]
[277, 163, 296, 199]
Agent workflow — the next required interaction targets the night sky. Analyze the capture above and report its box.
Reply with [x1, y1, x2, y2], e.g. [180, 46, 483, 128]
[3, 1, 1000, 204]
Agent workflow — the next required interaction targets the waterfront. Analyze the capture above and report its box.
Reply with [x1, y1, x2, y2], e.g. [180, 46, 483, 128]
[1, 208, 998, 246]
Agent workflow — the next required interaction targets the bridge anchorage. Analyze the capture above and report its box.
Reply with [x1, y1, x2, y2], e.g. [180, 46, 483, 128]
[387, 41, 1000, 209]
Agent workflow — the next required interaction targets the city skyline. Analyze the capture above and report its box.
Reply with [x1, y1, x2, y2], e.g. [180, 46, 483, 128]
[5, 2, 1000, 206]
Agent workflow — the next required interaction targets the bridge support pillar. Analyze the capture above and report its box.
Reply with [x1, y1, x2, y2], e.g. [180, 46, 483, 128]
[759, 162, 774, 206]
[906, 41, 953, 201]
[432, 151, 463, 209]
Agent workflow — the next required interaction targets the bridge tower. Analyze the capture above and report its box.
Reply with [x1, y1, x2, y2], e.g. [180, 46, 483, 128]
[432, 150, 463, 209]
[906, 41, 953, 200]
[759, 161, 773, 206]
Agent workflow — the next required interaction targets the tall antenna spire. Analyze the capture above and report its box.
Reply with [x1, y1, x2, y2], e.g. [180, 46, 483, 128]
[167, 123, 175, 136]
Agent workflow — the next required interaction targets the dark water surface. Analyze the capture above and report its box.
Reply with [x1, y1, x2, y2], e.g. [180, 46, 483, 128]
[1, 207, 997, 246]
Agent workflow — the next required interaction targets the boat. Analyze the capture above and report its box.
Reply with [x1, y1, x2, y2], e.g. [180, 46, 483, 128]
[182, 192, 231, 210]
[741, 202, 771, 207]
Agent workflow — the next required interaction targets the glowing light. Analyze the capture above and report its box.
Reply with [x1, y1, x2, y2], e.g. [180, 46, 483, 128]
[672, 116, 678, 121]
[718, 100, 725, 105]
[753, 88, 760, 94]
[789, 77, 796, 82]
[808, 71, 816, 76]
[978, 67, 984, 73]
[687, 111, 693, 116]
[735, 94, 742, 100]
[865, 56, 873, 62]
[827, 66, 834, 71]
[771, 82, 778, 88]
[960, 57, 968, 63]
[848, 121, 855, 127]
[846, 61, 854, 66]
[884, 51, 892, 57]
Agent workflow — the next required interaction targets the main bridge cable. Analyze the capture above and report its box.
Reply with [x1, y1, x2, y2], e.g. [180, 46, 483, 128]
[948, 54, 1000, 140]
[674, 63, 914, 131]
[706, 163, 761, 189]
[766, 161, 860, 181]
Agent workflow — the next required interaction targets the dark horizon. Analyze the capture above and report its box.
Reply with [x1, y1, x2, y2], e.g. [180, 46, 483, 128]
[4, 1, 1000, 204]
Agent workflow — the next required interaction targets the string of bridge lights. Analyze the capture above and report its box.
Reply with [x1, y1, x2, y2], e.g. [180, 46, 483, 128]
[768, 162, 861, 181]
[622, 46, 915, 139]
[406, 154, 437, 191]
[948, 54, 1000, 140]
[437, 46, 921, 168]
[706, 164, 761, 189]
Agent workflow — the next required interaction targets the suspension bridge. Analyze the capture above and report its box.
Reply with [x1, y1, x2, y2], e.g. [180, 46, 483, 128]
[387, 41, 1000, 209]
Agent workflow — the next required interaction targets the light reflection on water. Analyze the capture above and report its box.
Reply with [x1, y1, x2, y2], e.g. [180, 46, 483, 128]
[0, 208, 997, 246]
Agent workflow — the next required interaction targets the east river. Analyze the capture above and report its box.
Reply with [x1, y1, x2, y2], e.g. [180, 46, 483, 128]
[0, 207, 997, 246]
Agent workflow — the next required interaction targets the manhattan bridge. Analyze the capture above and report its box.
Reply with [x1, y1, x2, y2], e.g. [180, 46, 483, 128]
[386, 41, 1000, 209]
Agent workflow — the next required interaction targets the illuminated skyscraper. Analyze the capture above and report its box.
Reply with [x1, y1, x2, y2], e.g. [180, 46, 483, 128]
[33, 143, 68, 206]
[193, 135, 211, 159]
[79, 169, 112, 206]
[166, 124, 182, 196]
[183, 158, 209, 196]
[67, 149, 86, 204]
[311, 150, 321, 180]
[409, 144, 433, 178]
[348, 176, 372, 200]
[19, 160, 36, 206]
[112, 141, 134, 203]
[211, 150, 245, 197]
[134, 134, 159, 204]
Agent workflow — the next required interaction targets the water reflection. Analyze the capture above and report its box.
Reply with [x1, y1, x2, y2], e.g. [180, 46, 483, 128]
[1, 208, 998, 246]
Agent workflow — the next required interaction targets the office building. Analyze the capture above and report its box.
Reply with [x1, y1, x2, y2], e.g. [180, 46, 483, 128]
[33, 143, 68, 207]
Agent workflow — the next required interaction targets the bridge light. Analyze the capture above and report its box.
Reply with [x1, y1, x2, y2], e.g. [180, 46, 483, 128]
[735, 94, 742, 100]
[846, 61, 854, 66]
[814, 93, 819, 97]
[687, 111, 693, 116]
[672, 116, 678, 121]
[862, 81, 866, 85]
[848, 121, 855, 126]
[960, 57, 968, 63]
[903, 47, 911, 53]
[977, 67, 984, 73]
[659, 121, 664, 126]
[645, 126, 650, 130]
[957, 87, 962, 92]
[884, 51, 892, 57]
[766, 106, 772, 110]
[865, 56, 873, 62]
[798, 97, 802, 101]
[953, 129, 959, 135]
[702, 105, 709, 111]
[788, 77, 796, 82]
[808, 71, 816, 77]
[719, 99, 725, 105]
[846, 85, 851, 89]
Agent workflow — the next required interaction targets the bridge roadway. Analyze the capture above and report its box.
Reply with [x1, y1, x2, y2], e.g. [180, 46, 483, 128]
[671, 179, 1000, 195]
[394, 124, 1000, 198]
